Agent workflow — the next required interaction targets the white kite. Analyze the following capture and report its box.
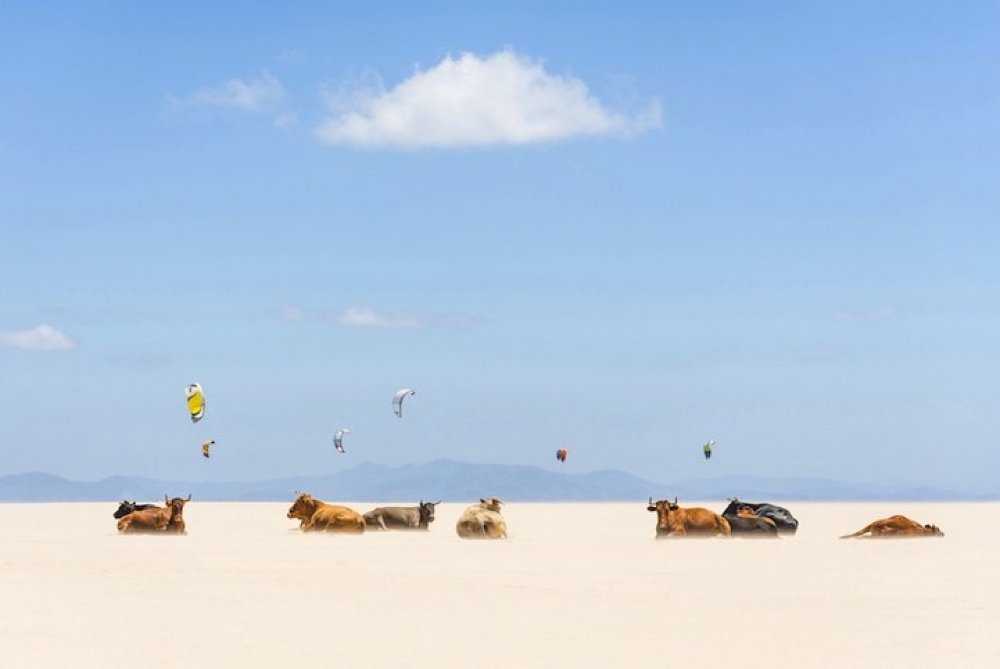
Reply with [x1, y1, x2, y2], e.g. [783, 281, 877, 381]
[392, 388, 415, 417]
[334, 428, 351, 454]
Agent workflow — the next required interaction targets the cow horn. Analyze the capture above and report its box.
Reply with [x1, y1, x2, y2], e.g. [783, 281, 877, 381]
[164, 494, 169, 505]
[185, 493, 192, 501]
[673, 496, 678, 505]
[648, 496, 653, 505]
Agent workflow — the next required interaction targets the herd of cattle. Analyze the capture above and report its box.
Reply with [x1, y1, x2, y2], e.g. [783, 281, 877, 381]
[112, 494, 943, 539]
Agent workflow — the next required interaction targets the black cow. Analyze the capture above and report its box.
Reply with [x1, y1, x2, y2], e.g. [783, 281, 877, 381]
[722, 498, 799, 534]
[363, 501, 440, 530]
[113, 500, 157, 519]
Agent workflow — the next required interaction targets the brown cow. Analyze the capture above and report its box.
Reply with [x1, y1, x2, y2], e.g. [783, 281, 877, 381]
[286, 493, 365, 533]
[647, 497, 731, 538]
[840, 515, 944, 539]
[117, 495, 190, 534]
[165, 495, 190, 534]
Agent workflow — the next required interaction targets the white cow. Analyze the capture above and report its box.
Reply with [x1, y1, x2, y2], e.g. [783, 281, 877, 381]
[455, 497, 508, 539]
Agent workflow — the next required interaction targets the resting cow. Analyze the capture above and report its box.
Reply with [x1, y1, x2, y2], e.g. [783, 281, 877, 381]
[647, 497, 731, 538]
[455, 497, 507, 539]
[286, 493, 365, 533]
[364, 501, 440, 530]
[113, 500, 156, 519]
[840, 515, 944, 539]
[117, 495, 190, 534]
[721, 498, 798, 534]
[723, 505, 778, 537]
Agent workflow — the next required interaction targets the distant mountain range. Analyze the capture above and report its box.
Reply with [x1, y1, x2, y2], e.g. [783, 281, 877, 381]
[0, 460, 993, 502]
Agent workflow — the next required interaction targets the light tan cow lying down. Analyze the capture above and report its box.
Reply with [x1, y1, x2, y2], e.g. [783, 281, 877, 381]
[456, 497, 507, 539]
[737, 505, 777, 529]
[286, 493, 366, 533]
[840, 514, 944, 539]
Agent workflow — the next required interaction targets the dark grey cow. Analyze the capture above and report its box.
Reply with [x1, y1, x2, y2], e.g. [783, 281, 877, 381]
[722, 498, 799, 534]
[113, 500, 157, 519]
[363, 501, 440, 530]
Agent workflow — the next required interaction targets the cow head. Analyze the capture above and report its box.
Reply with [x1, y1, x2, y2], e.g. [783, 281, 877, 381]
[480, 497, 503, 513]
[165, 494, 191, 520]
[924, 524, 944, 537]
[287, 493, 316, 521]
[418, 501, 440, 525]
[647, 498, 679, 535]
[647, 498, 679, 511]
[113, 500, 137, 519]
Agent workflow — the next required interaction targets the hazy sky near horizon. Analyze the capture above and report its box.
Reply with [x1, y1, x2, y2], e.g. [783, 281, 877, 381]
[2, 2, 998, 490]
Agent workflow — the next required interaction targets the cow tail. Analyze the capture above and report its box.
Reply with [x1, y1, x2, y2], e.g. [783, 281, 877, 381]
[718, 515, 732, 537]
[840, 524, 870, 539]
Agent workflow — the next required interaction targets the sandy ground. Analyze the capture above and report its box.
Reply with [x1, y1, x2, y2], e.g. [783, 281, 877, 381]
[1, 501, 997, 668]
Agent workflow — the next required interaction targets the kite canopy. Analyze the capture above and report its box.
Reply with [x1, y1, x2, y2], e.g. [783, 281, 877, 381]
[703, 440, 715, 460]
[201, 439, 215, 459]
[185, 383, 205, 423]
[556, 448, 569, 463]
[334, 428, 351, 454]
[392, 388, 415, 417]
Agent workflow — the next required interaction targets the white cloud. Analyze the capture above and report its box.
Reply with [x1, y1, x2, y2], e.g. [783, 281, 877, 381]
[336, 307, 426, 329]
[0, 325, 76, 351]
[171, 72, 285, 111]
[316, 50, 661, 149]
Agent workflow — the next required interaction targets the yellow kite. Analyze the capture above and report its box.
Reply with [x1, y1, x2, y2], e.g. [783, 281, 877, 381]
[185, 383, 205, 423]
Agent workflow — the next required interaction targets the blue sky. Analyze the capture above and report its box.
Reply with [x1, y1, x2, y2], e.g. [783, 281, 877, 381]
[1, 2, 998, 490]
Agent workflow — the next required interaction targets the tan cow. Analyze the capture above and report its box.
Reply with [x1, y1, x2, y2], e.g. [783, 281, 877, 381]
[117, 495, 190, 534]
[647, 497, 731, 538]
[286, 493, 365, 533]
[455, 497, 507, 539]
[840, 515, 944, 539]
[737, 505, 777, 529]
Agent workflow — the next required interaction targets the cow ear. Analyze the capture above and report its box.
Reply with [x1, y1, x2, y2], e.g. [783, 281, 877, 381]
[480, 498, 486, 504]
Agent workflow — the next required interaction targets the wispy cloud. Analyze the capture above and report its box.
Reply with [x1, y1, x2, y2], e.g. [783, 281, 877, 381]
[278, 306, 307, 322]
[335, 307, 426, 329]
[0, 325, 76, 351]
[277, 49, 306, 65]
[835, 306, 897, 323]
[316, 50, 661, 149]
[287, 306, 484, 330]
[273, 112, 298, 128]
[170, 71, 285, 111]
